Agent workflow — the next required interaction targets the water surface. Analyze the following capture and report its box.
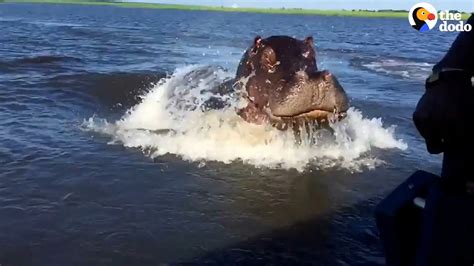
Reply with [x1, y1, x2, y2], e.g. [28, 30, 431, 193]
[0, 4, 457, 265]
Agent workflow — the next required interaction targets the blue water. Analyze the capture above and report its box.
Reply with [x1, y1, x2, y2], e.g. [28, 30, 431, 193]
[0, 3, 459, 265]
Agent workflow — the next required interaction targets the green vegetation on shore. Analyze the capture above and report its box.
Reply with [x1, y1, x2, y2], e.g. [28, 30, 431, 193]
[2, 0, 472, 20]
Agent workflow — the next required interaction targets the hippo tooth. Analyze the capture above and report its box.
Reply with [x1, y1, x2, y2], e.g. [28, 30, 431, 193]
[265, 79, 272, 84]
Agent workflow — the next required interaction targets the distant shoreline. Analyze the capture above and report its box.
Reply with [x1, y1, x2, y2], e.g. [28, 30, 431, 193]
[2, 0, 472, 20]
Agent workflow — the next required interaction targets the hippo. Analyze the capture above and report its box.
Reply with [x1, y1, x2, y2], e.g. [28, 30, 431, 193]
[232, 35, 350, 130]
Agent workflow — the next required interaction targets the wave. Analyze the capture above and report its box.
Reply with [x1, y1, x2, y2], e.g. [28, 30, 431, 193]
[46, 72, 166, 112]
[0, 18, 22, 23]
[29, 21, 88, 28]
[11, 55, 82, 65]
[82, 65, 407, 172]
[351, 56, 433, 80]
[0, 55, 83, 72]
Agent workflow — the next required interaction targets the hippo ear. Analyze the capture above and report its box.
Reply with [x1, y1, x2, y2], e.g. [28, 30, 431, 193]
[323, 71, 332, 81]
[304, 36, 314, 47]
[250, 36, 266, 56]
[302, 36, 316, 61]
[254, 36, 265, 49]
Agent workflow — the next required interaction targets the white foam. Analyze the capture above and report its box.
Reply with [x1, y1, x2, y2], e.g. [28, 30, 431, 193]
[30, 21, 87, 28]
[82, 65, 407, 172]
[362, 59, 432, 80]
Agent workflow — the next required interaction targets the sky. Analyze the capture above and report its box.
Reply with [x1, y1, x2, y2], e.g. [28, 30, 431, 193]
[134, 0, 473, 12]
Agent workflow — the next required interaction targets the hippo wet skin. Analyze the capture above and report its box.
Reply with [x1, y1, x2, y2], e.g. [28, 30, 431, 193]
[233, 35, 349, 130]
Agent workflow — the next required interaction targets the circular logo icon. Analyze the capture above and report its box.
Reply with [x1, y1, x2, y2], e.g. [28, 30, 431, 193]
[408, 3, 438, 32]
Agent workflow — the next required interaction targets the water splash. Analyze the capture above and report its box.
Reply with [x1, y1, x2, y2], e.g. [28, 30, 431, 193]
[82, 65, 407, 172]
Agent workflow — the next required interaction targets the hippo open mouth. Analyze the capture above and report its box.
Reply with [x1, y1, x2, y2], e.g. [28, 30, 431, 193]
[233, 35, 350, 128]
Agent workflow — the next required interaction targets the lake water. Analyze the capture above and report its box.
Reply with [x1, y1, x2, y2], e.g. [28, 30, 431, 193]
[0, 3, 459, 265]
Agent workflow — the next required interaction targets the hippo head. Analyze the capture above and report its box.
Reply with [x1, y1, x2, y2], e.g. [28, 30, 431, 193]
[236, 35, 349, 128]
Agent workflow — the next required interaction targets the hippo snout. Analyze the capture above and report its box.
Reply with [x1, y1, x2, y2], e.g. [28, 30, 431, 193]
[269, 70, 349, 121]
[323, 74, 350, 113]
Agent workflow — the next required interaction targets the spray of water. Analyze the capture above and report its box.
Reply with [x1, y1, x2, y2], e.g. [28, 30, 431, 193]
[82, 65, 407, 172]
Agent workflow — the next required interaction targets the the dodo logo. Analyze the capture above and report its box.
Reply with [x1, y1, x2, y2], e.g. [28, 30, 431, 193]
[408, 3, 438, 32]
